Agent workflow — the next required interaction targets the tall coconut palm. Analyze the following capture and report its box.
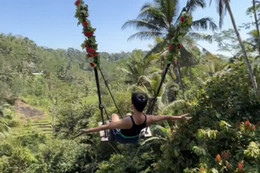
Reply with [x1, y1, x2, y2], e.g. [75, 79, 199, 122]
[122, 0, 216, 58]
[210, 0, 258, 94]
[122, 0, 217, 103]
[122, 0, 216, 41]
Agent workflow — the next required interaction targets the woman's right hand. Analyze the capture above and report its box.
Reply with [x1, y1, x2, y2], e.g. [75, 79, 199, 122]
[180, 113, 192, 120]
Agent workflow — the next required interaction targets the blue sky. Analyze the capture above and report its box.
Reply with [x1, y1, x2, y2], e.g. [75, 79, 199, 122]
[0, 0, 253, 53]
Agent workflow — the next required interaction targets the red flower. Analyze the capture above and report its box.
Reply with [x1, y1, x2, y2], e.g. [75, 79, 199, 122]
[169, 45, 174, 52]
[245, 120, 250, 126]
[238, 161, 244, 172]
[178, 44, 183, 49]
[87, 48, 96, 54]
[245, 120, 251, 130]
[84, 32, 94, 38]
[85, 43, 89, 48]
[180, 16, 185, 23]
[82, 21, 88, 28]
[90, 63, 95, 68]
[93, 53, 99, 57]
[215, 154, 221, 163]
[88, 53, 98, 58]
[75, 0, 81, 7]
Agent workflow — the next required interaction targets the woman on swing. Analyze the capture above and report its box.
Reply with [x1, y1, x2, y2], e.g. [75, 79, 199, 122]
[81, 92, 191, 144]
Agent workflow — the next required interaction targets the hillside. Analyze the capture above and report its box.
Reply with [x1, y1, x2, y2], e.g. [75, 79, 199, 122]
[0, 33, 259, 173]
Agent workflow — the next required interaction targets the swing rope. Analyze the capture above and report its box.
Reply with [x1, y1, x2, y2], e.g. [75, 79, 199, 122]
[98, 66, 123, 119]
[94, 66, 123, 122]
[146, 63, 171, 114]
[74, 0, 192, 143]
[94, 67, 106, 124]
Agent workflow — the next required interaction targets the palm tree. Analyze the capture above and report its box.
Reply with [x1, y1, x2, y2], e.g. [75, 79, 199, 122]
[210, 0, 258, 94]
[122, 0, 216, 61]
[122, 0, 216, 41]
[123, 0, 217, 59]
[122, 0, 217, 103]
[120, 50, 159, 85]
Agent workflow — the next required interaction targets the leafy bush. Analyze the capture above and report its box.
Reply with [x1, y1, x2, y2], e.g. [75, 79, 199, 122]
[155, 62, 260, 172]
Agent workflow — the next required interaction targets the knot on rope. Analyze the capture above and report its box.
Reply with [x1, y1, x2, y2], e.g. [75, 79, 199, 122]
[99, 104, 104, 110]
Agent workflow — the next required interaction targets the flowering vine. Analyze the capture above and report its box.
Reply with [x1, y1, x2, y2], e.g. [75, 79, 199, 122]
[167, 12, 193, 64]
[74, 0, 99, 68]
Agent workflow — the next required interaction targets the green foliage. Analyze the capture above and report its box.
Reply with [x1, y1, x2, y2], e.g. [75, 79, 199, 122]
[244, 141, 260, 160]
[96, 154, 127, 173]
[0, 104, 16, 138]
[54, 103, 96, 138]
[1, 7, 260, 171]
[154, 61, 260, 172]
[0, 131, 95, 173]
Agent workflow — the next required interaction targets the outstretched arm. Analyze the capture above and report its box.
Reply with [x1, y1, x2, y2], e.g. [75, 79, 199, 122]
[81, 118, 130, 134]
[147, 113, 191, 125]
[81, 123, 110, 133]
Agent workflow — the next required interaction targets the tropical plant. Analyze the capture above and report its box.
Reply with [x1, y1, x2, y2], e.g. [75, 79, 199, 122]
[122, 0, 217, 102]
[210, 0, 259, 94]
[122, 0, 216, 42]
[120, 50, 159, 85]
[155, 61, 260, 172]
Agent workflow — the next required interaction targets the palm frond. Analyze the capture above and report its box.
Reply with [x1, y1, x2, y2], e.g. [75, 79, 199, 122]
[192, 18, 218, 31]
[214, 65, 232, 77]
[145, 38, 169, 58]
[127, 31, 165, 41]
[119, 67, 133, 76]
[161, 99, 186, 113]
[188, 0, 206, 12]
[162, 0, 178, 25]
[138, 4, 169, 28]
[188, 32, 213, 43]
[138, 75, 152, 86]
[122, 19, 161, 31]
[138, 3, 161, 19]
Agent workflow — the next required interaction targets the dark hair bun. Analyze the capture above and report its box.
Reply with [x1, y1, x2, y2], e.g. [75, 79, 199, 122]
[132, 92, 148, 112]
[138, 95, 145, 102]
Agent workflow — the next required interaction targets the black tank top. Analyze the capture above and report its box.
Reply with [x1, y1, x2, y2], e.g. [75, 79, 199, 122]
[120, 114, 147, 136]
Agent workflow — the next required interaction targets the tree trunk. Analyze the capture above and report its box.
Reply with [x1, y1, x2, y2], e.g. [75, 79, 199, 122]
[225, 1, 258, 95]
[252, 0, 260, 57]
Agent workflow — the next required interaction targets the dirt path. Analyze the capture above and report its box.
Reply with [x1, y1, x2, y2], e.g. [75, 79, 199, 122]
[15, 99, 46, 121]
[13, 99, 53, 135]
